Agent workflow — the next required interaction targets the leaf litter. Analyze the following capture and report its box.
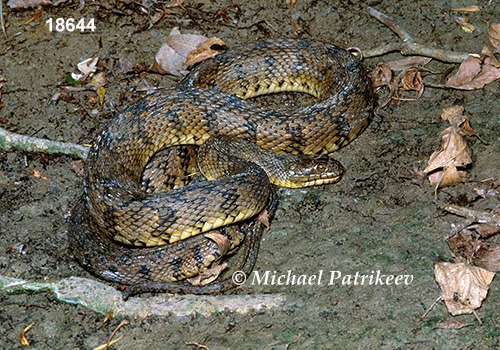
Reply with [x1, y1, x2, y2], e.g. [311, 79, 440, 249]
[151, 28, 225, 76]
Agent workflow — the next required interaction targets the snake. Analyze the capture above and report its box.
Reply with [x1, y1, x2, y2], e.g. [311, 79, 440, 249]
[68, 38, 375, 296]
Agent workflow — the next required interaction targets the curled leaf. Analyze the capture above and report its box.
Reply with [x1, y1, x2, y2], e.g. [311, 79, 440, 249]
[440, 105, 477, 137]
[151, 28, 224, 76]
[454, 16, 475, 33]
[424, 126, 472, 191]
[185, 37, 226, 67]
[188, 262, 227, 286]
[488, 23, 500, 51]
[369, 63, 392, 88]
[400, 70, 424, 99]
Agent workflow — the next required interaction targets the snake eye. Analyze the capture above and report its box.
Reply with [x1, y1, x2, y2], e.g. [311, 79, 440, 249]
[316, 163, 329, 173]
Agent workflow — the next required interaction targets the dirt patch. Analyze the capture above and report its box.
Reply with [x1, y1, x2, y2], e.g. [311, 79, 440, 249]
[1, 1, 500, 349]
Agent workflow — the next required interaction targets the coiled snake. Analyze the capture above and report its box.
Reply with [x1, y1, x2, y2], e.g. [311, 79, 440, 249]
[68, 38, 375, 296]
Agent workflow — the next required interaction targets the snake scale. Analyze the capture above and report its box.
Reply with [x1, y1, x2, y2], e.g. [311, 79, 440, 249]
[68, 38, 375, 296]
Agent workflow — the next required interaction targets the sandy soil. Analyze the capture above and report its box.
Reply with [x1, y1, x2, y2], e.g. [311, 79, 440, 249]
[1, 0, 500, 349]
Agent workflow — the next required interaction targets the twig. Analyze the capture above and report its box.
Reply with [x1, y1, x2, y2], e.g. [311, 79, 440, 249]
[365, 6, 471, 63]
[444, 204, 500, 226]
[186, 342, 210, 350]
[0, 127, 89, 160]
[103, 320, 128, 350]
[419, 295, 442, 321]
[0, 0, 6, 40]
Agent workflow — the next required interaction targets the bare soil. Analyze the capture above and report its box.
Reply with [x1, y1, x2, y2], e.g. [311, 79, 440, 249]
[1, 1, 500, 349]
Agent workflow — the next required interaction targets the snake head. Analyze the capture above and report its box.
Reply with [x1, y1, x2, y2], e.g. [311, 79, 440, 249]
[280, 155, 344, 188]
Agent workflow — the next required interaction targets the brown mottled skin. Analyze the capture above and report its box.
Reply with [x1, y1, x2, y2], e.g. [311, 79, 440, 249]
[68, 38, 375, 296]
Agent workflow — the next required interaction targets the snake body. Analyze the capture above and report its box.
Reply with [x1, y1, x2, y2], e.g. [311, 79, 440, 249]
[68, 38, 375, 294]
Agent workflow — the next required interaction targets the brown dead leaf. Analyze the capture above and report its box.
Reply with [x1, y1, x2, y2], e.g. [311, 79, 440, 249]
[257, 209, 270, 229]
[440, 105, 477, 137]
[448, 233, 476, 263]
[424, 127, 472, 191]
[488, 23, 500, 51]
[433, 319, 470, 329]
[204, 232, 231, 256]
[454, 16, 475, 33]
[7, 0, 52, 9]
[151, 28, 224, 76]
[474, 224, 500, 239]
[400, 70, 424, 99]
[369, 63, 392, 88]
[434, 262, 495, 315]
[446, 55, 481, 88]
[446, 54, 500, 90]
[185, 37, 226, 67]
[188, 262, 227, 286]
[428, 164, 468, 189]
[31, 169, 47, 179]
[451, 5, 480, 12]
[474, 243, 500, 272]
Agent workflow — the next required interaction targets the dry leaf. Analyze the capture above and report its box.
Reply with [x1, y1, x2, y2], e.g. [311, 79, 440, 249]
[433, 319, 469, 329]
[440, 105, 477, 137]
[454, 17, 475, 33]
[451, 5, 480, 12]
[488, 23, 500, 51]
[103, 309, 114, 323]
[204, 232, 231, 256]
[31, 170, 47, 179]
[448, 232, 476, 263]
[97, 86, 106, 107]
[369, 63, 392, 88]
[8, 0, 52, 9]
[185, 37, 225, 67]
[473, 224, 500, 239]
[89, 72, 106, 88]
[188, 262, 227, 286]
[151, 28, 224, 76]
[446, 54, 500, 90]
[474, 244, 500, 272]
[72, 57, 99, 81]
[446, 55, 481, 88]
[428, 164, 468, 189]
[424, 127, 472, 190]
[400, 70, 424, 99]
[257, 209, 270, 229]
[434, 262, 495, 315]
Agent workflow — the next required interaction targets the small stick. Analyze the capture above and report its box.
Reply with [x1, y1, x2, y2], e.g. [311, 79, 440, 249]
[0, 127, 89, 160]
[367, 6, 414, 43]
[444, 204, 500, 226]
[0, 0, 6, 40]
[365, 6, 471, 63]
[419, 295, 442, 321]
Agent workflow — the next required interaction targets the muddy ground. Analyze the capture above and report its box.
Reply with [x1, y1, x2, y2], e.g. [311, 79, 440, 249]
[1, 0, 500, 349]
